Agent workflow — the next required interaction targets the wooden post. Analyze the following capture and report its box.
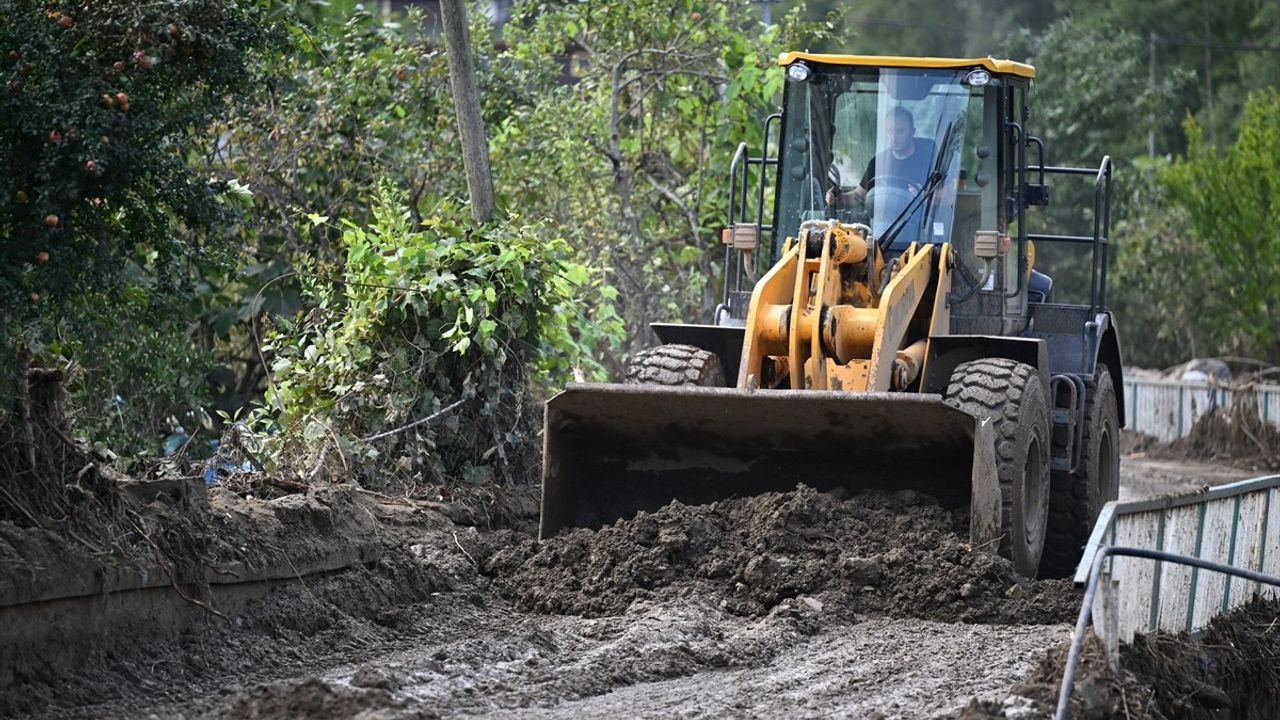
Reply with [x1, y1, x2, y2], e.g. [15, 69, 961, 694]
[439, 0, 496, 224]
[1092, 572, 1122, 672]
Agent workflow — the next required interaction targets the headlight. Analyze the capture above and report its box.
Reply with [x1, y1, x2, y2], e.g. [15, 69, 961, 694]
[787, 63, 810, 82]
[964, 69, 991, 86]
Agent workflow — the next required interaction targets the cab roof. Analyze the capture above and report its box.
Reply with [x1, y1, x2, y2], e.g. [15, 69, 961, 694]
[776, 52, 1036, 79]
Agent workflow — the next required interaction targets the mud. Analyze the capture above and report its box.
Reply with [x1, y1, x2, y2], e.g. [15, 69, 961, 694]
[196, 613, 1067, 720]
[7, 454, 1278, 719]
[483, 486, 1078, 624]
[1120, 430, 1259, 500]
[960, 598, 1280, 719]
[4, 545, 456, 717]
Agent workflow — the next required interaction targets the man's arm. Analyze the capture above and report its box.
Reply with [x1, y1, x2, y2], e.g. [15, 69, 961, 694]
[826, 157, 874, 207]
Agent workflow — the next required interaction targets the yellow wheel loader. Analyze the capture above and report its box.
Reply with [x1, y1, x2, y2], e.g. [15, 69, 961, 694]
[541, 54, 1124, 578]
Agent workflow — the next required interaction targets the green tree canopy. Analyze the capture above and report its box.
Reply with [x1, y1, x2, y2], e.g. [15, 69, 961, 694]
[1161, 90, 1280, 358]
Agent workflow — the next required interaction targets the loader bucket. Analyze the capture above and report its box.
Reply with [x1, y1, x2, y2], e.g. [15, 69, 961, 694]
[540, 383, 1001, 547]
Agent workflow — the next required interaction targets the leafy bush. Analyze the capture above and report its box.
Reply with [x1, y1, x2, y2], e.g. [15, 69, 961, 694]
[258, 188, 622, 487]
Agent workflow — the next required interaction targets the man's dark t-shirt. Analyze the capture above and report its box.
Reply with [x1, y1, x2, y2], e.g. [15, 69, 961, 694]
[859, 138, 936, 193]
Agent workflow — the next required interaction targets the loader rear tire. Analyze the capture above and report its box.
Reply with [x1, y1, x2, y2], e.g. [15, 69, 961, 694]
[945, 358, 1051, 577]
[1040, 367, 1121, 578]
[625, 344, 726, 387]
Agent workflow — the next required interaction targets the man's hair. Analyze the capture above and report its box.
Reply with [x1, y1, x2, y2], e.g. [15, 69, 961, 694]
[888, 105, 915, 128]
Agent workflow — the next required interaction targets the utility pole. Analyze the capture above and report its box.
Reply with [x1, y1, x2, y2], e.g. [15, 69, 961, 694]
[1148, 31, 1157, 156]
[1202, 0, 1214, 145]
[439, 0, 496, 223]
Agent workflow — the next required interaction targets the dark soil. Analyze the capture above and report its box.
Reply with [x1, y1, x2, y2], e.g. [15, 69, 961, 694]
[481, 485, 1080, 624]
[957, 598, 1280, 719]
[3, 544, 457, 717]
[1120, 429, 1157, 456]
[12, 458, 1279, 719]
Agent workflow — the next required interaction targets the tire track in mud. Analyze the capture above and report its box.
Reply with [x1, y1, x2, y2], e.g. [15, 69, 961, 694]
[194, 601, 1071, 720]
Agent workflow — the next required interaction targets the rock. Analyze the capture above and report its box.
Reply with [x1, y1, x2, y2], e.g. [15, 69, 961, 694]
[883, 547, 911, 566]
[841, 555, 884, 586]
[656, 528, 688, 552]
[799, 596, 824, 612]
[349, 667, 403, 691]
[960, 582, 976, 598]
[1190, 682, 1231, 709]
[743, 554, 782, 586]
[1001, 694, 1041, 719]
[702, 558, 732, 578]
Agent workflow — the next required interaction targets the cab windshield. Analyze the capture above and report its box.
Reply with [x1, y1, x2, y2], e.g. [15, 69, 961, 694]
[773, 64, 999, 257]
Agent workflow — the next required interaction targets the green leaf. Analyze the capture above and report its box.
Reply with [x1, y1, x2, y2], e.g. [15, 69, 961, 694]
[303, 420, 327, 442]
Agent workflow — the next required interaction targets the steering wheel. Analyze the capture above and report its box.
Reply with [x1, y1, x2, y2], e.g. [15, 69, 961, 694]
[866, 174, 922, 195]
[865, 173, 918, 211]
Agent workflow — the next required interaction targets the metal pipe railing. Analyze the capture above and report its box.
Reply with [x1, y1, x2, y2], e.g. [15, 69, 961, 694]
[1024, 157, 1111, 313]
[724, 142, 748, 309]
[1057, 545, 1280, 720]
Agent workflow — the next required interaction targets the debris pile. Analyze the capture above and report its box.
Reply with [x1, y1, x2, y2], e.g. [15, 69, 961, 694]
[483, 485, 1079, 624]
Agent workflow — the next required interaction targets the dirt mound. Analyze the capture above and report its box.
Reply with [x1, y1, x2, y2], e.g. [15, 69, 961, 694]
[1119, 429, 1157, 456]
[1153, 391, 1280, 471]
[960, 599, 1280, 719]
[482, 486, 1078, 624]
[3, 544, 458, 717]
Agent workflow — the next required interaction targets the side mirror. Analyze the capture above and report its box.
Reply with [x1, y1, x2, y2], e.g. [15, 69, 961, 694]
[1024, 183, 1050, 206]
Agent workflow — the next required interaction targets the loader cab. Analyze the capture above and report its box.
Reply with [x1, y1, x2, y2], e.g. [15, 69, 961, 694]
[719, 55, 1040, 326]
[773, 56, 1034, 313]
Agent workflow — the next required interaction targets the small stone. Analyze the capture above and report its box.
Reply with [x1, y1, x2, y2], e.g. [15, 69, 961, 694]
[1005, 583, 1024, 598]
[799, 596, 824, 612]
[841, 555, 884, 586]
[703, 559, 731, 578]
[350, 667, 402, 691]
[960, 582, 976, 598]
[743, 553, 782, 586]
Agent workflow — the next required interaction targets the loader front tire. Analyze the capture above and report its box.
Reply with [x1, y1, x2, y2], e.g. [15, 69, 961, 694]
[945, 358, 1051, 577]
[1040, 367, 1121, 578]
[625, 344, 726, 387]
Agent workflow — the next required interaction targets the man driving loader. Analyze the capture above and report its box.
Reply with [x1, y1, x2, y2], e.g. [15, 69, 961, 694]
[825, 106, 935, 208]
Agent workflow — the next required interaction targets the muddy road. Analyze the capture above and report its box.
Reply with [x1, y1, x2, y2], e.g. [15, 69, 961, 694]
[8, 447, 1264, 720]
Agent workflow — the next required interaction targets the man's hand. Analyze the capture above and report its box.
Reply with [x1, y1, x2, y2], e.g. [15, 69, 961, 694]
[825, 186, 849, 208]
[826, 186, 867, 210]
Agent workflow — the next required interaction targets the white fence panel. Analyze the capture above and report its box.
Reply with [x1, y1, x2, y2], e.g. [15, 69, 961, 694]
[1123, 376, 1280, 442]
[1078, 475, 1280, 641]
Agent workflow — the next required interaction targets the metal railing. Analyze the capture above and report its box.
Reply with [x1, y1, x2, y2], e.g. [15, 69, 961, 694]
[721, 113, 781, 320]
[1026, 157, 1113, 315]
[1056, 473, 1280, 717]
[1056, 544, 1280, 720]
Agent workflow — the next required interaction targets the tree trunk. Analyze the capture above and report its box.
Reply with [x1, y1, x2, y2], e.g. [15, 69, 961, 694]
[12, 351, 36, 473]
[439, 0, 496, 224]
